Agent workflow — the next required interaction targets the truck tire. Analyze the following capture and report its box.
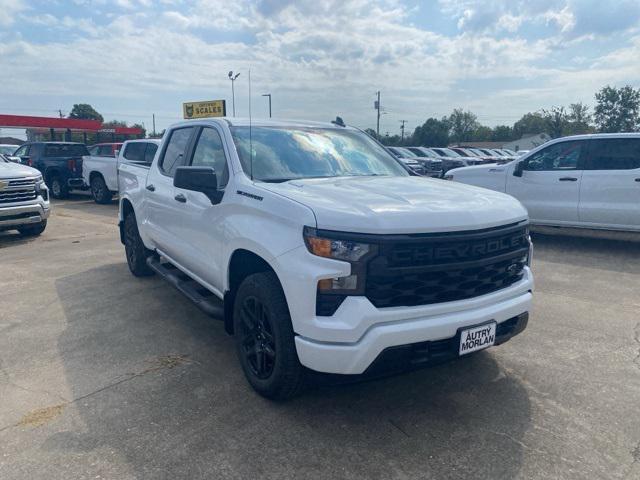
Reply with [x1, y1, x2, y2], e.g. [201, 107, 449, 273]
[49, 176, 69, 199]
[123, 213, 154, 277]
[233, 271, 305, 400]
[18, 220, 47, 237]
[90, 175, 112, 204]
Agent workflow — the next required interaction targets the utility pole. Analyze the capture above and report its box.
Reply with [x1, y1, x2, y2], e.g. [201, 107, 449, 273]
[399, 120, 407, 141]
[374, 91, 381, 139]
[228, 71, 241, 116]
[262, 93, 272, 118]
[152, 114, 156, 137]
[58, 109, 64, 118]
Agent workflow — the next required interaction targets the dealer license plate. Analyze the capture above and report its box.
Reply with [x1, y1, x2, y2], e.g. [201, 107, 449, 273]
[459, 322, 496, 356]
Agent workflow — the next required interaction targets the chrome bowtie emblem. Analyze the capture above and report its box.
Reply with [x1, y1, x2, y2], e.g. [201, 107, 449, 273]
[0, 180, 9, 190]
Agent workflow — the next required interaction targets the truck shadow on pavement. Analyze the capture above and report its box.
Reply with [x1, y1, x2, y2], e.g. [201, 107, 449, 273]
[48, 262, 534, 479]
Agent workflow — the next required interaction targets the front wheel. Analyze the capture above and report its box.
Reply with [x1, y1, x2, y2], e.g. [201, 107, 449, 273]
[18, 220, 47, 237]
[123, 213, 154, 277]
[233, 272, 305, 400]
[49, 176, 69, 199]
[90, 175, 112, 204]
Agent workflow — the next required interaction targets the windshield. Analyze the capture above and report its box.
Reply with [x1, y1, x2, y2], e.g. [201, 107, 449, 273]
[397, 148, 417, 158]
[230, 127, 409, 182]
[0, 145, 17, 155]
[44, 144, 90, 157]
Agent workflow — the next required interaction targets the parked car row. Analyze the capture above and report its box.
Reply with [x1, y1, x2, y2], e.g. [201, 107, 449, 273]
[385, 145, 518, 176]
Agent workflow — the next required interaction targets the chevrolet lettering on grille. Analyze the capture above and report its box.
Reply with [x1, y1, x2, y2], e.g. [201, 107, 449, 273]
[390, 233, 527, 264]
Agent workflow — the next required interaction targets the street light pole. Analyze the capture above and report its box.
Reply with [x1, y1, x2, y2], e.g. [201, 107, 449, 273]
[228, 71, 241, 116]
[262, 93, 272, 118]
[400, 120, 407, 141]
[375, 91, 381, 139]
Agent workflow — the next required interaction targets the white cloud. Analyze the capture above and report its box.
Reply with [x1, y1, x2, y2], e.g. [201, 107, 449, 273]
[0, 0, 27, 26]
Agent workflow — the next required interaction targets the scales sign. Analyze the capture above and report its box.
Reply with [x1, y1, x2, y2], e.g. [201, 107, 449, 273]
[183, 100, 226, 119]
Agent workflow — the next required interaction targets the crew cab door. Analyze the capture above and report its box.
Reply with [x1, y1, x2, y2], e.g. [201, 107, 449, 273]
[579, 137, 640, 230]
[145, 127, 196, 262]
[506, 140, 585, 225]
[171, 126, 230, 291]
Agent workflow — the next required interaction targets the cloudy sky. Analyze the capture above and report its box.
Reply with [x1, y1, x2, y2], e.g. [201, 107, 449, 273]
[0, 0, 639, 137]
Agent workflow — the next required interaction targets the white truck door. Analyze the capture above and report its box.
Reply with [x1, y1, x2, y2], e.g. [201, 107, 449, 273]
[171, 126, 230, 291]
[579, 137, 640, 230]
[145, 127, 196, 262]
[97, 145, 119, 191]
[506, 139, 585, 225]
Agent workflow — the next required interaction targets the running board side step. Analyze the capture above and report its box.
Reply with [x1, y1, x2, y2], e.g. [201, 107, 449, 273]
[146, 256, 224, 319]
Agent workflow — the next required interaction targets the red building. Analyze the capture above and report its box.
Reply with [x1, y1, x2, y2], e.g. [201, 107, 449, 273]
[0, 114, 144, 144]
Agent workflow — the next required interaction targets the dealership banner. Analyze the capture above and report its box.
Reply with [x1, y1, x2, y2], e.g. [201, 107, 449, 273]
[183, 100, 227, 119]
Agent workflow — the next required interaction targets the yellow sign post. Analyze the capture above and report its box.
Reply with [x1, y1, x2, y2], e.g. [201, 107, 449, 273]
[182, 100, 227, 119]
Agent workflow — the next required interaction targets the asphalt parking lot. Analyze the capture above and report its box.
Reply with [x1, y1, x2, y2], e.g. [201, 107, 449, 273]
[1, 196, 639, 480]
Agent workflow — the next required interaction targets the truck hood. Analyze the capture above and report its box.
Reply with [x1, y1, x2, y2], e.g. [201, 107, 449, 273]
[0, 161, 40, 179]
[259, 176, 527, 234]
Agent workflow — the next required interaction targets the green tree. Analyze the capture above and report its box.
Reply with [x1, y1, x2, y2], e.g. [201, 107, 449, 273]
[411, 117, 450, 147]
[471, 125, 492, 141]
[448, 109, 479, 143]
[513, 112, 547, 138]
[565, 102, 593, 135]
[594, 85, 640, 132]
[364, 128, 379, 141]
[541, 106, 568, 138]
[132, 123, 147, 138]
[68, 104, 103, 123]
[491, 125, 513, 141]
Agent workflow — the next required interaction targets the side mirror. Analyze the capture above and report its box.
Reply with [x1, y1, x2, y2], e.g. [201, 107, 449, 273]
[513, 160, 525, 177]
[174, 166, 223, 204]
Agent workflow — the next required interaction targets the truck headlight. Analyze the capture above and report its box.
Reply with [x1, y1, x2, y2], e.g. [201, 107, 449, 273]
[303, 227, 377, 314]
[303, 227, 372, 262]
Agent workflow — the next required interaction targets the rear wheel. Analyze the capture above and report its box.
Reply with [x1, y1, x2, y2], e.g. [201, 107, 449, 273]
[90, 175, 112, 204]
[123, 213, 154, 277]
[49, 176, 69, 199]
[234, 272, 304, 400]
[18, 220, 47, 237]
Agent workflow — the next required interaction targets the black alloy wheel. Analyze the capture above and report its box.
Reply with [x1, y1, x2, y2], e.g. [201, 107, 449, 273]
[238, 296, 276, 379]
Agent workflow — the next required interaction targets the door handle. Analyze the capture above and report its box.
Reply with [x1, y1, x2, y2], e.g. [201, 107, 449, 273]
[146, 184, 155, 191]
[635, 178, 640, 182]
[559, 177, 578, 182]
[174, 193, 187, 203]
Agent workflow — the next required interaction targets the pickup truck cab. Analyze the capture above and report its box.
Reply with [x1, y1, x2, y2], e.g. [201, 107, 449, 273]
[14, 142, 89, 199]
[119, 118, 533, 399]
[446, 133, 640, 232]
[84, 139, 159, 203]
[0, 154, 50, 236]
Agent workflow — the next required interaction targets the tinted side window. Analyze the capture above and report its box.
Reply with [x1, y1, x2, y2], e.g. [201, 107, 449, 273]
[160, 128, 194, 176]
[144, 143, 158, 165]
[88, 145, 99, 155]
[14, 145, 29, 157]
[123, 143, 146, 162]
[586, 138, 640, 170]
[98, 145, 114, 156]
[190, 128, 229, 188]
[526, 141, 582, 171]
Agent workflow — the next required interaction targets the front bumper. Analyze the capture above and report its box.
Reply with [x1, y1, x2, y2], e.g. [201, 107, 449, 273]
[0, 201, 50, 230]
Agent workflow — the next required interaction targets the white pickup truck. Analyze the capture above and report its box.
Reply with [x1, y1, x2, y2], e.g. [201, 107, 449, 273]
[0, 154, 50, 236]
[118, 118, 533, 399]
[83, 140, 160, 203]
[446, 133, 640, 232]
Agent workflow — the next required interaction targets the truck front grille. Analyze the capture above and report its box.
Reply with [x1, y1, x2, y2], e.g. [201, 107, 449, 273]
[365, 223, 529, 308]
[0, 178, 38, 204]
